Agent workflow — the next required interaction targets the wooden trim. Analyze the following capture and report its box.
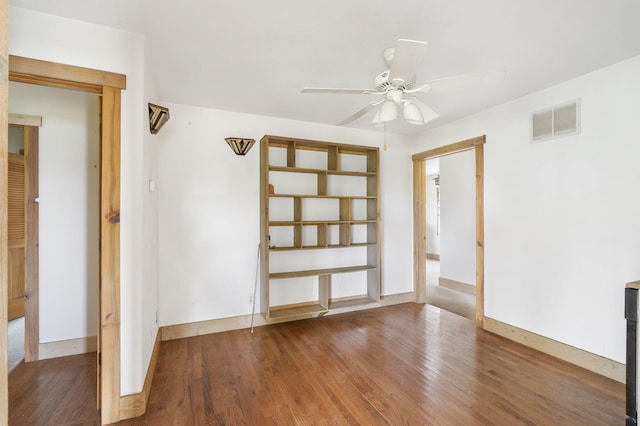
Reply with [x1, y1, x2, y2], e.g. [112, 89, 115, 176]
[413, 159, 427, 303]
[0, 2, 8, 424]
[119, 331, 161, 420]
[484, 316, 625, 383]
[9, 55, 126, 91]
[626, 280, 640, 290]
[439, 277, 475, 295]
[100, 85, 121, 424]
[264, 134, 375, 155]
[24, 125, 39, 362]
[412, 136, 486, 326]
[475, 143, 485, 326]
[162, 292, 414, 341]
[412, 135, 486, 161]
[39, 336, 97, 360]
[426, 253, 440, 260]
[8, 113, 41, 127]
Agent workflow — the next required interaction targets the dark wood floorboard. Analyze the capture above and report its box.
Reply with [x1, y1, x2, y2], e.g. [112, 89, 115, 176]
[8, 304, 625, 425]
[118, 304, 623, 425]
[9, 352, 100, 425]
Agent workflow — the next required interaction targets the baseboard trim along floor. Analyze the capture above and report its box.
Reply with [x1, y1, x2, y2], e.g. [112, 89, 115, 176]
[483, 316, 625, 383]
[161, 292, 414, 341]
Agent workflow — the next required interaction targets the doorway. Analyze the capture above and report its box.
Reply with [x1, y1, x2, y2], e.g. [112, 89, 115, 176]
[2, 55, 126, 425]
[9, 81, 101, 369]
[413, 135, 485, 326]
[424, 155, 476, 320]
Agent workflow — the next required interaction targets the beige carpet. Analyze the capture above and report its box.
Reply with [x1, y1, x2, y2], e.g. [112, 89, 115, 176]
[8, 316, 25, 374]
[426, 259, 475, 320]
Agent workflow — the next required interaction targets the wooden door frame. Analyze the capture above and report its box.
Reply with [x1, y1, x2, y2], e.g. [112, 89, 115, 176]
[8, 115, 40, 362]
[412, 135, 485, 327]
[4, 56, 126, 425]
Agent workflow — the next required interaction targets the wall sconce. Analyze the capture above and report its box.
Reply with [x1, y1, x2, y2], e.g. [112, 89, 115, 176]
[225, 137, 256, 156]
[148, 103, 170, 134]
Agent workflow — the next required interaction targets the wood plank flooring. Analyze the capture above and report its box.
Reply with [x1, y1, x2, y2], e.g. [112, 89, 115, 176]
[9, 304, 625, 425]
[9, 351, 100, 425]
[120, 304, 623, 425]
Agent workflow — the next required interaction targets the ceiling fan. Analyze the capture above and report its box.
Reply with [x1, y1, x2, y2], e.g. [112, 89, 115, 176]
[302, 39, 502, 127]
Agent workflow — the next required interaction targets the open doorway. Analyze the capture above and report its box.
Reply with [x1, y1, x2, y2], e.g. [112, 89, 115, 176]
[8, 81, 100, 372]
[412, 135, 485, 326]
[424, 155, 476, 320]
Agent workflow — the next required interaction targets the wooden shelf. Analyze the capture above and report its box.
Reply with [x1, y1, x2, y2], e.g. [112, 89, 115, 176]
[269, 303, 328, 319]
[269, 193, 376, 200]
[269, 220, 376, 226]
[329, 296, 377, 310]
[269, 243, 375, 251]
[260, 135, 381, 321]
[269, 165, 375, 177]
[269, 265, 376, 280]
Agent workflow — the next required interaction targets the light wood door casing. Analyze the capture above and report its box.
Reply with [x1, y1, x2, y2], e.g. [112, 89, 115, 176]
[6, 55, 125, 425]
[23, 125, 38, 362]
[412, 135, 486, 326]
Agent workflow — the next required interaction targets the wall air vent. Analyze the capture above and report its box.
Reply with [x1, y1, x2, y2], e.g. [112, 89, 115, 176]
[531, 99, 581, 143]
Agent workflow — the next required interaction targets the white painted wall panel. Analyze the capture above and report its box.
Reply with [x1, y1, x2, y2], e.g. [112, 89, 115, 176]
[439, 150, 476, 286]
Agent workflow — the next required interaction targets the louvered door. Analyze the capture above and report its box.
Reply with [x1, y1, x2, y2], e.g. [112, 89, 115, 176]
[8, 152, 25, 320]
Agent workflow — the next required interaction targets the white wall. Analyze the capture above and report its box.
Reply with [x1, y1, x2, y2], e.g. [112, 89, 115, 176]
[425, 175, 440, 255]
[9, 81, 99, 343]
[157, 104, 414, 327]
[425, 158, 440, 256]
[9, 7, 159, 395]
[412, 55, 640, 363]
[439, 150, 476, 286]
[141, 38, 160, 375]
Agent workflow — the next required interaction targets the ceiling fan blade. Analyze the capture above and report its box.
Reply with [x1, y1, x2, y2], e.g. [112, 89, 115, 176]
[388, 39, 428, 87]
[407, 97, 440, 124]
[337, 99, 384, 126]
[408, 71, 505, 94]
[301, 87, 382, 95]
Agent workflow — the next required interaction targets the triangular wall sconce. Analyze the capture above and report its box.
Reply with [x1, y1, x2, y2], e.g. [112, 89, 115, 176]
[148, 103, 170, 134]
[225, 137, 256, 156]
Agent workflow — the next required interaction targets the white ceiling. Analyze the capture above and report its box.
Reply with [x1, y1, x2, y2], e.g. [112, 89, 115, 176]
[8, 0, 640, 136]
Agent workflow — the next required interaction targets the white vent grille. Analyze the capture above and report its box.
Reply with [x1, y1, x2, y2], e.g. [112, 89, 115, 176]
[531, 99, 581, 143]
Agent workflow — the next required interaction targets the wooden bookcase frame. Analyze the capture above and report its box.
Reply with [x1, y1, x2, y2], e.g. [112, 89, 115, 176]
[260, 135, 381, 320]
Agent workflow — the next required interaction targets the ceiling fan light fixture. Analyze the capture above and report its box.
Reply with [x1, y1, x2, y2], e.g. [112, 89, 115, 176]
[371, 109, 385, 127]
[403, 101, 424, 125]
[379, 99, 398, 122]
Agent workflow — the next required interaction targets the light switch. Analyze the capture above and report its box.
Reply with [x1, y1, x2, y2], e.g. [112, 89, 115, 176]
[149, 180, 156, 192]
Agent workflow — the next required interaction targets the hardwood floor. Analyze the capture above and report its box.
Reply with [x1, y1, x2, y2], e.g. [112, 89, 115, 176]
[9, 351, 100, 425]
[9, 304, 625, 425]
[120, 304, 623, 425]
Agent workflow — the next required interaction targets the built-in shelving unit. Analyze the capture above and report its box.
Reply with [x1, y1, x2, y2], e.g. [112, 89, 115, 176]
[260, 135, 381, 320]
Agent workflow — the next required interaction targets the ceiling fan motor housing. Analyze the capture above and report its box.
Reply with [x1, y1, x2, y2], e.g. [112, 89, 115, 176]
[374, 70, 414, 92]
[374, 70, 392, 91]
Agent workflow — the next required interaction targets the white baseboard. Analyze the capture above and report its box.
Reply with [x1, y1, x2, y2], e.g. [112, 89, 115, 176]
[161, 292, 415, 341]
[38, 336, 96, 360]
[483, 317, 625, 383]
